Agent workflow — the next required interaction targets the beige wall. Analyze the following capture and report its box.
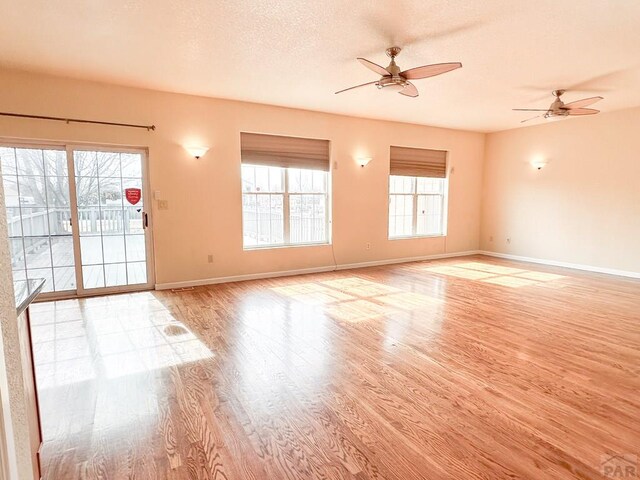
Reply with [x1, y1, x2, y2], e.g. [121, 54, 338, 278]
[0, 69, 485, 285]
[481, 107, 640, 274]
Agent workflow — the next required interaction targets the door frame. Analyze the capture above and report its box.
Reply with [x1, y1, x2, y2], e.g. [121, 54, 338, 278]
[0, 138, 156, 300]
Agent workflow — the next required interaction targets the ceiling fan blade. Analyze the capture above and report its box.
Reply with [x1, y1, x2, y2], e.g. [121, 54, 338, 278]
[563, 96, 603, 109]
[520, 115, 541, 123]
[357, 58, 390, 76]
[513, 108, 549, 111]
[399, 82, 419, 98]
[400, 62, 462, 80]
[567, 108, 600, 116]
[334, 80, 378, 95]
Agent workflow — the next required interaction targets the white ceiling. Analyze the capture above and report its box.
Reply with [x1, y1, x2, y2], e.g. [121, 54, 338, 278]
[1, 0, 640, 132]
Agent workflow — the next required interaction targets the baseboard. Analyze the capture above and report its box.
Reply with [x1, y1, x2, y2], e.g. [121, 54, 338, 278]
[155, 250, 482, 290]
[335, 250, 481, 271]
[479, 251, 640, 279]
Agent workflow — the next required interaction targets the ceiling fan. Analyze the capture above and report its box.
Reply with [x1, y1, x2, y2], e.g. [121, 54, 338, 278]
[335, 46, 462, 98]
[514, 90, 603, 123]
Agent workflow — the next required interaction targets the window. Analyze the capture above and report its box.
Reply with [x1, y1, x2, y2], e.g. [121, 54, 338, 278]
[388, 145, 448, 239]
[240, 132, 330, 249]
[241, 165, 329, 248]
[389, 176, 447, 238]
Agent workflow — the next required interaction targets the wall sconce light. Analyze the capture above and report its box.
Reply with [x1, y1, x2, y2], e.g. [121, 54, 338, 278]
[185, 146, 209, 159]
[530, 158, 548, 170]
[356, 157, 372, 168]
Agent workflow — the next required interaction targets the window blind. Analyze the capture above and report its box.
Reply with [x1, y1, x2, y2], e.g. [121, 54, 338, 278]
[389, 146, 447, 178]
[240, 132, 330, 171]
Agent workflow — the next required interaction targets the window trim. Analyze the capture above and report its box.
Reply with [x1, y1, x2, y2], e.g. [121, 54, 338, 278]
[241, 164, 332, 250]
[387, 175, 449, 240]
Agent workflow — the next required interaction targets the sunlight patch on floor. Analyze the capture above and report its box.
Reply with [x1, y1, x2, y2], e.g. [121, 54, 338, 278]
[271, 276, 441, 323]
[31, 293, 214, 387]
[423, 262, 567, 288]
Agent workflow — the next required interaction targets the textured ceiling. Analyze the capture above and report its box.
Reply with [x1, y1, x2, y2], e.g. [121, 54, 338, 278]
[1, 0, 639, 132]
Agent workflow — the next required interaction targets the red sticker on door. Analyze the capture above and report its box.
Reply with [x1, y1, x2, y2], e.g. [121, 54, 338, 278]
[125, 188, 142, 205]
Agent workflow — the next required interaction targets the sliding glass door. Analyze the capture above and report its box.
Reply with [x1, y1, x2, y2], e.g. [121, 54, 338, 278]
[73, 149, 150, 290]
[1, 144, 154, 297]
[1, 146, 75, 294]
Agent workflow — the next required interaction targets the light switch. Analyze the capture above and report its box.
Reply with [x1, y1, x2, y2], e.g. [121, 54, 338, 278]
[154, 190, 162, 200]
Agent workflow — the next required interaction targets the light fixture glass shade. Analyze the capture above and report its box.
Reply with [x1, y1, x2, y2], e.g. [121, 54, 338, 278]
[357, 157, 372, 167]
[530, 159, 548, 170]
[186, 146, 209, 158]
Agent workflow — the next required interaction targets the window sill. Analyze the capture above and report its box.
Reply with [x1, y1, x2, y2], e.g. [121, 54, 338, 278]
[243, 242, 331, 251]
[388, 234, 446, 241]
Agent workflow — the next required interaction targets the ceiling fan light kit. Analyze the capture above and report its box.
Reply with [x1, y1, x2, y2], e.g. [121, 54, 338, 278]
[335, 46, 462, 98]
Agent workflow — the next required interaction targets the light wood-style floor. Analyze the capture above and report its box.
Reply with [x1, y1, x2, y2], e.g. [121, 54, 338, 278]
[30, 255, 640, 479]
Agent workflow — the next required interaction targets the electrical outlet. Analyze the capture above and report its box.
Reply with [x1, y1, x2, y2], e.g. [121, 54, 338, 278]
[158, 200, 169, 210]
[507, 237, 511, 244]
[207, 254, 214, 263]
[366, 242, 371, 250]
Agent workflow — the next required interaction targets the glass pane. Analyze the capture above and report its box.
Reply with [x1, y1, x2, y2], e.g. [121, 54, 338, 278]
[127, 262, 147, 285]
[74, 151, 98, 177]
[0, 147, 17, 175]
[46, 176, 70, 207]
[417, 195, 443, 236]
[27, 268, 54, 293]
[255, 166, 270, 193]
[16, 149, 44, 176]
[6, 206, 21, 236]
[43, 150, 68, 177]
[417, 177, 444, 194]
[81, 208, 124, 236]
[77, 208, 102, 235]
[53, 267, 76, 291]
[12, 269, 27, 281]
[99, 177, 123, 206]
[105, 263, 127, 287]
[20, 208, 50, 236]
[390, 175, 414, 194]
[290, 194, 326, 244]
[98, 151, 121, 178]
[121, 153, 142, 178]
[242, 194, 257, 246]
[83, 265, 105, 289]
[241, 165, 255, 193]
[2, 176, 20, 207]
[18, 176, 47, 207]
[389, 194, 413, 237]
[125, 235, 146, 262]
[9, 238, 25, 270]
[124, 207, 144, 234]
[103, 235, 126, 264]
[75, 177, 100, 206]
[24, 237, 51, 269]
[51, 236, 75, 267]
[80, 236, 103, 264]
[100, 208, 125, 236]
[48, 209, 72, 236]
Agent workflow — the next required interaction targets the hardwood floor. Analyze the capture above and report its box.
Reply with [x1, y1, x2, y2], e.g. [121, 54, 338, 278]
[30, 255, 640, 479]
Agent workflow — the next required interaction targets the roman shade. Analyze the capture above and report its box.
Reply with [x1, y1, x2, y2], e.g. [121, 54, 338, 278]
[389, 146, 448, 178]
[240, 132, 330, 171]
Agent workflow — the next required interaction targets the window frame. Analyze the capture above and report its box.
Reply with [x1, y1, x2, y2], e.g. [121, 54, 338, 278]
[241, 164, 331, 250]
[388, 175, 449, 240]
